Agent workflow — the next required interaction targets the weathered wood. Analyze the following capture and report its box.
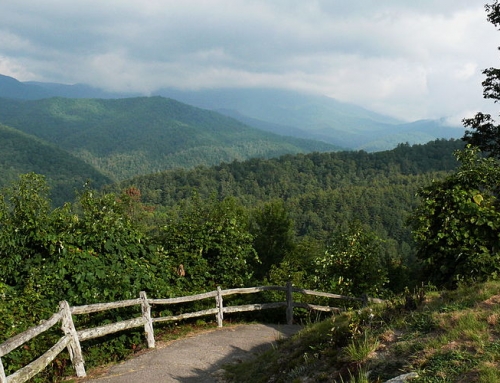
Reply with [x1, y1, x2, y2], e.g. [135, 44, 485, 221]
[1, 284, 374, 383]
[59, 301, 86, 377]
[71, 298, 142, 315]
[77, 317, 145, 341]
[149, 290, 218, 305]
[0, 357, 6, 383]
[140, 292, 155, 348]
[0, 311, 62, 357]
[220, 286, 286, 296]
[6, 336, 70, 383]
[291, 288, 362, 301]
[286, 282, 294, 325]
[152, 308, 219, 323]
[293, 302, 341, 313]
[222, 302, 287, 313]
[215, 286, 224, 328]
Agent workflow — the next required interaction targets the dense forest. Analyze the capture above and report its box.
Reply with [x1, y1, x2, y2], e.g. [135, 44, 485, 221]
[0, 96, 340, 181]
[113, 139, 464, 290]
[0, 123, 110, 205]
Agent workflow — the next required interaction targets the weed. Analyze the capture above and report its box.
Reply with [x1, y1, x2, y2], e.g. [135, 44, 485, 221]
[337, 367, 370, 383]
[343, 331, 380, 363]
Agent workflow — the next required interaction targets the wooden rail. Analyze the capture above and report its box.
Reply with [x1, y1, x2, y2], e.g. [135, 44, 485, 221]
[0, 283, 377, 383]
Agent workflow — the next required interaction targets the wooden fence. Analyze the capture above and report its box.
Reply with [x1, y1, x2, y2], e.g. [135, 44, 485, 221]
[0, 283, 382, 383]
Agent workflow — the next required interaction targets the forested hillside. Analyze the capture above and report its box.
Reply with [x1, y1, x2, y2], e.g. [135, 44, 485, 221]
[123, 139, 463, 207]
[0, 123, 110, 205]
[0, 96, 340, 180]
[116, 139, 464, 289]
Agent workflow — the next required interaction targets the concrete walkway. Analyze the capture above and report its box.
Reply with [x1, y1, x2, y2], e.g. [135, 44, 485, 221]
[82, 324, 301, 383]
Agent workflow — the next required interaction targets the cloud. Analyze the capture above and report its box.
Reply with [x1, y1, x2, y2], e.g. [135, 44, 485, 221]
[0, 0, 497, 121]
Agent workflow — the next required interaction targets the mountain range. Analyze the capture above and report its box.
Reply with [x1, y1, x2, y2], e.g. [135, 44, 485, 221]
[1, 74, 465, 151]
[0, 96, 339, 183]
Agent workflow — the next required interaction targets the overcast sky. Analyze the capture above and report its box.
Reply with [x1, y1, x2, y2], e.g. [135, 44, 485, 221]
[0, 0, 498, 123]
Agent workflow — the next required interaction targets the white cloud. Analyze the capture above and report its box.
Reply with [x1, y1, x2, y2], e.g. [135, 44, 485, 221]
[0, 0, 497, 121]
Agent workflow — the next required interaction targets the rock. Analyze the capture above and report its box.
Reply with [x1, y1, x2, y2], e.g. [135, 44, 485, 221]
[384, 372, 418, 383]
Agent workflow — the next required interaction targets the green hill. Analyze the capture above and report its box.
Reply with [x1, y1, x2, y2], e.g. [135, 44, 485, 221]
[156, 88, 465, 150]
[0, 123, 111, 205]
[0, 96, 341, 181]
[121, 139, 463, 208]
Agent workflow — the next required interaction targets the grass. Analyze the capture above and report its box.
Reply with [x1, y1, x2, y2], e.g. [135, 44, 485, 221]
[223, 280, 500, 382]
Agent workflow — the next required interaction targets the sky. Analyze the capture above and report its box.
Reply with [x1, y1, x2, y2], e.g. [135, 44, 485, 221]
[0, 0, 498, 124]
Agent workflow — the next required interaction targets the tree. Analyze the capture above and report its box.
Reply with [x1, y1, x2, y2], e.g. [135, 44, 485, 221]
[0, 174, 174, 305]
[463, 2, 500, 158]
[412, 1, 500, 287]
[250, 200, 296, 281]
[409, 146, 500, 287]
[0, 173, 54, 289]
[159, 195, 257, 289]
[313, 221, 388, 296]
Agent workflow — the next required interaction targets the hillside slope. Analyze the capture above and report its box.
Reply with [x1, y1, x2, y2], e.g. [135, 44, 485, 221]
[121, 139, 464, 208]
[0, 123, 111, 205]
[0, 96, 340, 180]
[156, 88, 465, 150]
[225, 280, 500, 382]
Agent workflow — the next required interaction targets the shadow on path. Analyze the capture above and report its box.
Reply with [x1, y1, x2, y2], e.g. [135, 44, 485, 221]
[82, 323, 301, 383]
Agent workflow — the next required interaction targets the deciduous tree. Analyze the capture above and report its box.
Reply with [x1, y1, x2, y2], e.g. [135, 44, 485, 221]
[463, 1, 500, 159]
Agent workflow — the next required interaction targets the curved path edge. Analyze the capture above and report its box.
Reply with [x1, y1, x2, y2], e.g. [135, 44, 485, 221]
[81, 323, 302, 383]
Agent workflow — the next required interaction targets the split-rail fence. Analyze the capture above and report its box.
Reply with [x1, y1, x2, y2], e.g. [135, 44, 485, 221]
[0, 283, 382, 383]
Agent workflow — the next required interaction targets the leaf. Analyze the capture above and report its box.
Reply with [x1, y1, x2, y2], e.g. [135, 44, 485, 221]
[473, 193, 484, 205]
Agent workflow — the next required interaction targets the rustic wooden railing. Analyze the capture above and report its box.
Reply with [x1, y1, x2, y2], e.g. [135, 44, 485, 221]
[0, 283, 382, 383]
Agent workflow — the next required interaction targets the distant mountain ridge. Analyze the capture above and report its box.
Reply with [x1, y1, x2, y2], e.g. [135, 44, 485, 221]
[0, 74, 134, 99]
[155, 88, 465, 151]
[0, 96, 340, 181]
[0, 73, 465, 151]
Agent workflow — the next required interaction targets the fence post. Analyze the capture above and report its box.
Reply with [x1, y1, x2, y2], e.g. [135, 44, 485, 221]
[361, 293, 368, 307]
[286, 281, 293, 325]
[0, 356, 6, 383]
[216, 286, 224, 327]
[60, 301, 86, 378]
[140, 291, 155, 348]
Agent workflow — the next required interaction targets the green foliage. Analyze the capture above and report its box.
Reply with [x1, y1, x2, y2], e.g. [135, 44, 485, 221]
[410, 146, 500, 287]
[250, 199, 296, 280]
[313, 222, 388, 296]
[0, 174, 175, 306]
[0, 123, 111, 206]
[159, 194, 257, 289]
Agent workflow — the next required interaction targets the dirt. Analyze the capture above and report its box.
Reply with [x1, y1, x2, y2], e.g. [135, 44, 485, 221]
[78, 323, 301, 383]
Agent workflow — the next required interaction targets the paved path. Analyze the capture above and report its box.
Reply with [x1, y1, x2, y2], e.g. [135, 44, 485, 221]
[82, 324, 301, 383]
